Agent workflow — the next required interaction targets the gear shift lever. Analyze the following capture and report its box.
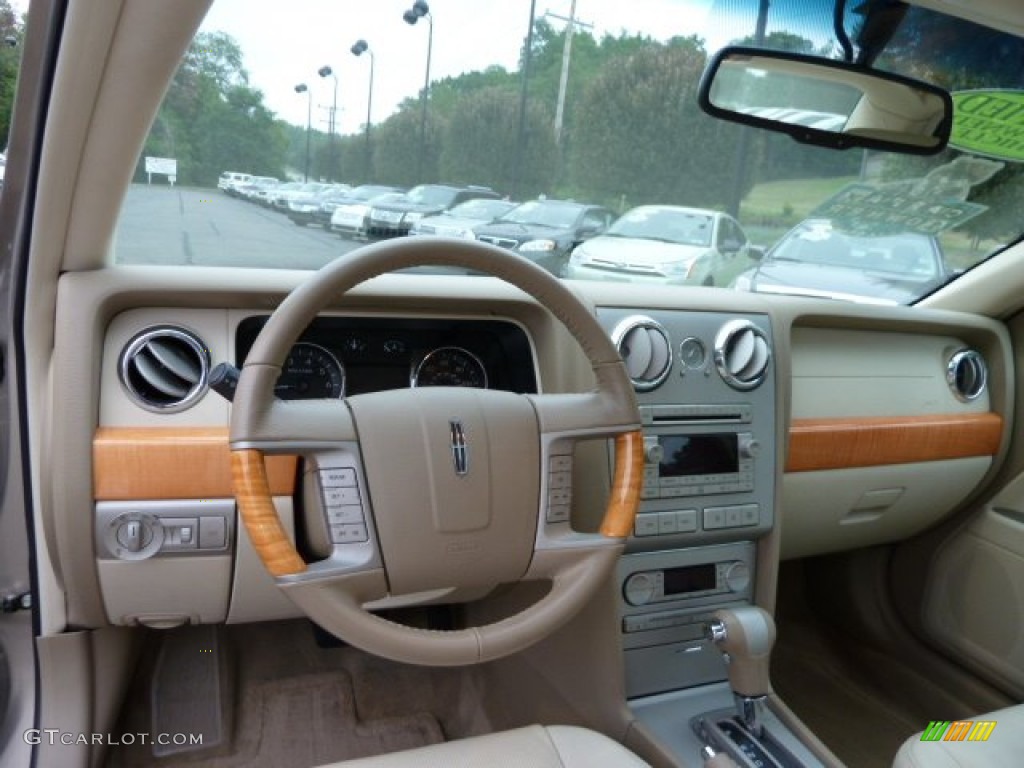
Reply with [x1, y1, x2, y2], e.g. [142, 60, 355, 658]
[706, 605, 776, 737]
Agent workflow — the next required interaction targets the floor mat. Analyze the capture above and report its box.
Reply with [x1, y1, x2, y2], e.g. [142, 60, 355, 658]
[104, 621, 489, 767]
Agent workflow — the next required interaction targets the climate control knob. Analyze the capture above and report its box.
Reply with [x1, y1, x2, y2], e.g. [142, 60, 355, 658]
[738, 434, 761, 459]
[623, 572, 659, 606]
[723, 561, 751, 593]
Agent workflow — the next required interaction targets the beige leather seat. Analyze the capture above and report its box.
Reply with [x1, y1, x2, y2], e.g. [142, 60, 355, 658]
[317, 725, 651, 768]
[893, 704, 1024, 767]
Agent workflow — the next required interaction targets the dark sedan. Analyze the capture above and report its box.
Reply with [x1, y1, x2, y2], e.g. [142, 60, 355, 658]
[731, 219, 950, 305]
[366, 184, 499, 238]
[474, 199, 616, 276]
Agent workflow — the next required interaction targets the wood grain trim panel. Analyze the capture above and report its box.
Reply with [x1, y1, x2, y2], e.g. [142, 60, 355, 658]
[600, 430, 644, 538]
[94, 427, 297, 500]
[787, 413, 1003, 473]
[232, 449, 307, 576]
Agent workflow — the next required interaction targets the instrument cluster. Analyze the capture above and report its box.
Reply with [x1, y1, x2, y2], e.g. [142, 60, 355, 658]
[235, 315, 536, 399]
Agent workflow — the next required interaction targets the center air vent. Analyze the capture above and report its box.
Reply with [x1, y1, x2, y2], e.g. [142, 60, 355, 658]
[118, 326, 211, 413]
[714, 319, 771, 390]
[611, 315, 673, 391]
[947, 348, 987, 402]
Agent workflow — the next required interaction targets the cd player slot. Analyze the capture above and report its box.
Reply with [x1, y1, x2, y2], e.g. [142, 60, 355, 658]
[651, 414, 744, 425]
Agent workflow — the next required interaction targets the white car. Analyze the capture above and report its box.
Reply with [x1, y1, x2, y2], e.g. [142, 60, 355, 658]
[331, 192, 406, 238]
[217, 170, 252, 194]
[566, 206, 751, 286]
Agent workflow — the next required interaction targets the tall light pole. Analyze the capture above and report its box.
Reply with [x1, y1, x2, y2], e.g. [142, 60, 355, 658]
[294, 83, 311, 183]
[402, 0, 433, 183]
[317, 66, 339, 182]
[351, 39, 375, 182]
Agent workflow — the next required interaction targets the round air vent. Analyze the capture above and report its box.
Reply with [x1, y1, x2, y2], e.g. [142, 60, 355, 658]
[611, 315, 673, 391]
[947, 348, 987, 402]
[118, 326, 211, 413]
[714, 319, 771, 390]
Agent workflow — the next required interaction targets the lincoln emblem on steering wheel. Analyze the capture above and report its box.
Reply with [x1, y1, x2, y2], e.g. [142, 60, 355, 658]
[450, 420, 469, 476]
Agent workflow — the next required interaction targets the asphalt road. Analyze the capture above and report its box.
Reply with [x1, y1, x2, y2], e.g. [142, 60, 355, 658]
[116, 184, 362, 269]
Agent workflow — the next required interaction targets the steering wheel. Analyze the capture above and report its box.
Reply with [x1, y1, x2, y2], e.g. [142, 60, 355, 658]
[230, 237, 643, 666]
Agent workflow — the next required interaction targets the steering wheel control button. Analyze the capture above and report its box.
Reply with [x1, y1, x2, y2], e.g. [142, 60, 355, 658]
[330, 523, 368, 544]
[549, 455, 573, 473]
[320, 468, 357, 487]
[324, 487, 360, 506]
[548, 471, 571, 489]
[327, 505, 365, 525]
[547, 504, 570, 523]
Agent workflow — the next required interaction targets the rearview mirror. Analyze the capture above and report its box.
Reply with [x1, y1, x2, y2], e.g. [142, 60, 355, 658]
[698, 47, 952, 155]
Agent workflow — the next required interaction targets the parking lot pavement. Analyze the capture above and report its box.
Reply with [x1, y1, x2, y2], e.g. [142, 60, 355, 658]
[115, 184, 362, 269]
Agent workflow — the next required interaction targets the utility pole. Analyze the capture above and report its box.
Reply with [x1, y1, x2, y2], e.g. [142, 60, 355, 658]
[726, 0, 770, 219]
[512, 0, 538, 198]
[544, 1, 592, 144]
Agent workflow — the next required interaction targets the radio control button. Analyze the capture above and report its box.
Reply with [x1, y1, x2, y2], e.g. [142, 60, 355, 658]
[643, 466, 659, 481]
[739, 435, 762, 459]
[633, 515, 660, 537]
[658, 512, 679, 534]
[641, 483, 659, 500]
[740, 504, 759, 525]
[643, 440, 665, 465]
[725, 506, 744, 527]
[703, 507, 726, 530]
[676, 510, 698, 532]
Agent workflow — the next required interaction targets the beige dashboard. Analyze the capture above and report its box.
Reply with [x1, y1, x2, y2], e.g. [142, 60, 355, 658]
[46, 268, 1012, 629]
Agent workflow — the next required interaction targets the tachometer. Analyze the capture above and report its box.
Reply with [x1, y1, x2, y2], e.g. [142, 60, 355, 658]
[275, 342, 345, 399]
[411, 346, 488, 389]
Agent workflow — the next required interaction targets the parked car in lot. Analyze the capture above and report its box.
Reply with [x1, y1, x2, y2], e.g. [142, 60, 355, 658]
[217, 170, 252, 195]
[236, 176, 279, 203]
[566, 206, 750, 286]
[286, 184, 352, 226]
[474, 199, 615, 275]
[315, 184, 404, 229]
[730, 219, 950, 305]
[408, 198, 517, 238]
[331, 192, 407, 239]
[366, 184, 499, 238]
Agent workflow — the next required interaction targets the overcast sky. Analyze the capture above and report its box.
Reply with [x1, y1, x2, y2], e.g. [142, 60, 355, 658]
[198, 0, 737, 132]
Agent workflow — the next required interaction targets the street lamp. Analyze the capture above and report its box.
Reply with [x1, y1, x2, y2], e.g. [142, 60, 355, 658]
[317, 65, 340, 181]
[402, 0, 432, 183]
[351, 39, 375, 181]
[294, 83, 311, 183]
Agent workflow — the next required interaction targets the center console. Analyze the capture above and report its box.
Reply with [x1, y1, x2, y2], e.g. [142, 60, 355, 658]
[597, 308, 776, 698]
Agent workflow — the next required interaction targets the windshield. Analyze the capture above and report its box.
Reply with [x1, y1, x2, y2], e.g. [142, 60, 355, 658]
[114, 0, 1024, 304]
[607, 208, 713, 246]
[446, 198, 515, 219]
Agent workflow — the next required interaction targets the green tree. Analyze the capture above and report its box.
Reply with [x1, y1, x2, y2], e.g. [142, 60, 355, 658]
[439, 86, 558, 196]
[570, 38, 745, 208]
[372, 106, 443, 187]
[139, 31, 287, 185]
[0, 0, 24, 147]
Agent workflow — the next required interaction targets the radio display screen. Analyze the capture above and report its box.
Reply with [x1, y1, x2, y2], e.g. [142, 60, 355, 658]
[664, 564, 717, 595]
[658, 433, 738, 477]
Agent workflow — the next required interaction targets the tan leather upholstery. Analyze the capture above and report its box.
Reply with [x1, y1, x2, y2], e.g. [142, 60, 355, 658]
[893, 705, 1024, 768]
[316, 725, 651, 768]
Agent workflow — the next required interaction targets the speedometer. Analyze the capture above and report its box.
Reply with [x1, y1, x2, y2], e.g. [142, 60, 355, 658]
[411, 346, 488, 389]
[275, 342, 345, 399]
